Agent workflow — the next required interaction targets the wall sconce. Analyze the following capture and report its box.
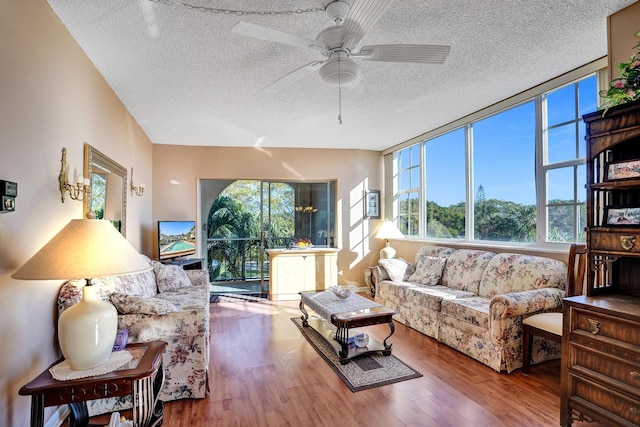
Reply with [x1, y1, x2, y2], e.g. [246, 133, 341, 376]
[58, 148, 89, 203]
[130, 168, 145, 197]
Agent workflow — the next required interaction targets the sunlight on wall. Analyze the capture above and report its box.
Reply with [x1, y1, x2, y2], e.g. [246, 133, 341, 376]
[348, 180, 371, 270]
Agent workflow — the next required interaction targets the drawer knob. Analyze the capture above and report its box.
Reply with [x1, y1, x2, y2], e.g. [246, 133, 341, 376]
[587, 319, 601, 335]
[620, 235, 636, 251]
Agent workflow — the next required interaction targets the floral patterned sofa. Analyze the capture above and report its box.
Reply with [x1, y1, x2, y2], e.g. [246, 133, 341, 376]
[57, 259, 210, 416]
[372, 246, 567, 373]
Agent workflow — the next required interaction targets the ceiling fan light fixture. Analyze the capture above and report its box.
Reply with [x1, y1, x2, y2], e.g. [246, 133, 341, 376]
[319, 57, 360, 87]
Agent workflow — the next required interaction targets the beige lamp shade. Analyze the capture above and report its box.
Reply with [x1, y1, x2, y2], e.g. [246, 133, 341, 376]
[12, 219, 151, 280]
[12, 219, 151, 370]
[374, 220, 404, 260]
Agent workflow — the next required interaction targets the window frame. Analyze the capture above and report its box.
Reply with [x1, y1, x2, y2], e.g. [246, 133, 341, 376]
[384, 60, 606, 250]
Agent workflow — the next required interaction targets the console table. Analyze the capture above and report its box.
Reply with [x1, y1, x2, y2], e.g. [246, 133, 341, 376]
[299, 290, 396, 364]
[267, 248, 338, 300]
[19, 341, 167, 427]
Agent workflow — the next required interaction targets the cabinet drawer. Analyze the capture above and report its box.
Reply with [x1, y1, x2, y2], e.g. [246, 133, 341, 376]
[572, 308, 640, 346]
[573, 345, 640, 391]
[591, 231, 640, 254]
[572, 375, 640, 425]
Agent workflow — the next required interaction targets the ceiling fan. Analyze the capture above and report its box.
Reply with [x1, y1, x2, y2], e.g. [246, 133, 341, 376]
[232, 0, 451, 95]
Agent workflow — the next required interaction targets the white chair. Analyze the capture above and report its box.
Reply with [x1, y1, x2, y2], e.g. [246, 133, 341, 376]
[522, 243, 586, 374]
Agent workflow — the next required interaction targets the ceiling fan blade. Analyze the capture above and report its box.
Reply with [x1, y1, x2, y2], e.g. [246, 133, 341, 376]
[359, 44, 451, 64]
[232, 22, 326, 51]
[264, 61, 325, 93]
[340, 0, 395, 51]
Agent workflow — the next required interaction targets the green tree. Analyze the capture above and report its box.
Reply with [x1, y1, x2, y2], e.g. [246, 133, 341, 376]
[207, 195, 258, 280]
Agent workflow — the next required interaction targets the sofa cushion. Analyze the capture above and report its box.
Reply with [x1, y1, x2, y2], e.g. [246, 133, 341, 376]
[440, 297, 491, 329]
[151, 261, 193, 293]
[155, 284, 210, 311]
[478, 253, 567, 298]
[441, 249, 495, 294]
[58, 270, 158, 314]
[414, 246, 455, 265]
[378, 258, 415, 282]
[110, 293, 177, 315]
[406, 285, 476, 311]
[408, 255, 447, 285]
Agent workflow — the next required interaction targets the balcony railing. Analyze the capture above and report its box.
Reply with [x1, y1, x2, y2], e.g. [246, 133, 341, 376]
[206, 236, 292, 283]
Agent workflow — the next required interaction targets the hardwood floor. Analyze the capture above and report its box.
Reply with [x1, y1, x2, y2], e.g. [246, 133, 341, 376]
[86, 295, 604, 426]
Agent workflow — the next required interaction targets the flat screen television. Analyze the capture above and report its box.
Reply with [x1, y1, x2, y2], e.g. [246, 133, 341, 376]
[158, 221, 197, 261]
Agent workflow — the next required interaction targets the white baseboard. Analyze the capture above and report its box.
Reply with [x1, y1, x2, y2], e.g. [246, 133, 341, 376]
[45, 406, 69, 427]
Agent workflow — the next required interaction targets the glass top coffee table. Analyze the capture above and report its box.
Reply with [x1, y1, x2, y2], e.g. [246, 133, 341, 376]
[299, 290, 396, 364]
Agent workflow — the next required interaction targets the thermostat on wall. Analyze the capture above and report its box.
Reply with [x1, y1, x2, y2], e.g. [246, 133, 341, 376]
[0, 180, 17, 213]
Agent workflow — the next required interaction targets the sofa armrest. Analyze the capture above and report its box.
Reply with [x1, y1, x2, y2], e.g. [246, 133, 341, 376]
[185, 269, 210, 287]
[369, 265, 390, 297]
[490, 287, 565, 320]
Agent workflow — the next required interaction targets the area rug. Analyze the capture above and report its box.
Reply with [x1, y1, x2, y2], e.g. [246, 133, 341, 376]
[291, 317, 422, 392]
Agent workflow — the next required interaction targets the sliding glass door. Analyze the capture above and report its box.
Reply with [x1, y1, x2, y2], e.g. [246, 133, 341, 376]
[203, 179, 335, 296]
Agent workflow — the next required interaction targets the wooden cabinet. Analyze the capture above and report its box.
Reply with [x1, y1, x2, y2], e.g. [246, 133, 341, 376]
[561, 100, 640, 426]
[267, 248, 338, 301]
[562, 295, 640, 426]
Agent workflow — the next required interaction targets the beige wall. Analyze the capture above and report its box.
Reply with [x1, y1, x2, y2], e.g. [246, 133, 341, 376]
[0, 1, 153, 426]
[153, 145, 384, 286]
[607, 1, 640, 81]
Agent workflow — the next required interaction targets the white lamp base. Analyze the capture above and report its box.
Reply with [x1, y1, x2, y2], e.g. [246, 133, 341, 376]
[58, 283, 118, 370]
[379, 240, 396, 260]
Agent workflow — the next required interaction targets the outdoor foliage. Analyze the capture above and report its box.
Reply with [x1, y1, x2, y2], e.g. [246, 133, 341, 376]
[205, 181, 296, 282]
[401, 195, 583, 243]
[206, 195, 258, 281]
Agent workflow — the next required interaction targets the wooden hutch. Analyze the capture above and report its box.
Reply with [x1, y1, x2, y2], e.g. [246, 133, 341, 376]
[561, 100, 640, 426]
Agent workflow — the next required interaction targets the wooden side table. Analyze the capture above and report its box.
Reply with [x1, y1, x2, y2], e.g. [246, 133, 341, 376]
[19, 340, 167, 427]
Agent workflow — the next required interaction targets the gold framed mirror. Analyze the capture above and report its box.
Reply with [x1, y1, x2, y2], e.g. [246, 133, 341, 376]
[83, 144, 127, 236]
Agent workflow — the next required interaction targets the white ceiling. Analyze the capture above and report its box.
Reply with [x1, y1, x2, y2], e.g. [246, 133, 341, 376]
[45, 0, 636, 151]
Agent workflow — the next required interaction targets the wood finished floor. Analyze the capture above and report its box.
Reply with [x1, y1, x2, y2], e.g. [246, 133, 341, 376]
[86, 295, 605, 427]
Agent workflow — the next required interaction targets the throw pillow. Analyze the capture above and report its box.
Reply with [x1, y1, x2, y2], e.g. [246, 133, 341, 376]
[150, 261, 193, 293]
[378, 258, 415, 282]
[407, 255, 446, 285]
[110, 293, 177, 315]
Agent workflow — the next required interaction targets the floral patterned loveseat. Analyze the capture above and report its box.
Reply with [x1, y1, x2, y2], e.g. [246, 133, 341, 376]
[57, 258, 210, 416]
[372, 246, 567, 373]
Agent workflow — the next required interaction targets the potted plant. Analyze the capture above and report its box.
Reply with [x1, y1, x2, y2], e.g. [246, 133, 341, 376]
[600, 30, 640, 113]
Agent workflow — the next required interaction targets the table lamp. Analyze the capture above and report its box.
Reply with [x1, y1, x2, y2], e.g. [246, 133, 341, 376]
[374, 220, 404, 259]
[12, 219, 151, 370]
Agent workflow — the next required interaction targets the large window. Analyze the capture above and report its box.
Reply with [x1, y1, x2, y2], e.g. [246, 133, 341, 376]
[473, 102, 536, 243]
[425, 128, 466, 239]
[396, 144, 420, 236]
[543, 77, 595, 242]
[390, 73, 596, 246]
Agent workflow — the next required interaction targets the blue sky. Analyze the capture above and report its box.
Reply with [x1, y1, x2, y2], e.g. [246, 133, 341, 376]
[159, 220, 195, 236]
[421, 76, 597, 207]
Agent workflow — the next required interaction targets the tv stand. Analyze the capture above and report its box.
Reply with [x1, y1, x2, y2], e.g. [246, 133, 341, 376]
[162, 258, 204, 270]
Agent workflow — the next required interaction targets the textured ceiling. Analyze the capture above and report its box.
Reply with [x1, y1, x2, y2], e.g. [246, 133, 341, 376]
[45, 0, 636, 151]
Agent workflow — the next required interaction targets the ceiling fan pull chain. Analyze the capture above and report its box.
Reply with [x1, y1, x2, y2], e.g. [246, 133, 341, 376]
[338, 57, 343, 125]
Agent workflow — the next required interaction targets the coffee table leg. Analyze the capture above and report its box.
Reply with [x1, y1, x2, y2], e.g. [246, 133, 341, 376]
[382, 319, 395, 354]
[299, 299, 309, 326]
[335, 321, 350, 363]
